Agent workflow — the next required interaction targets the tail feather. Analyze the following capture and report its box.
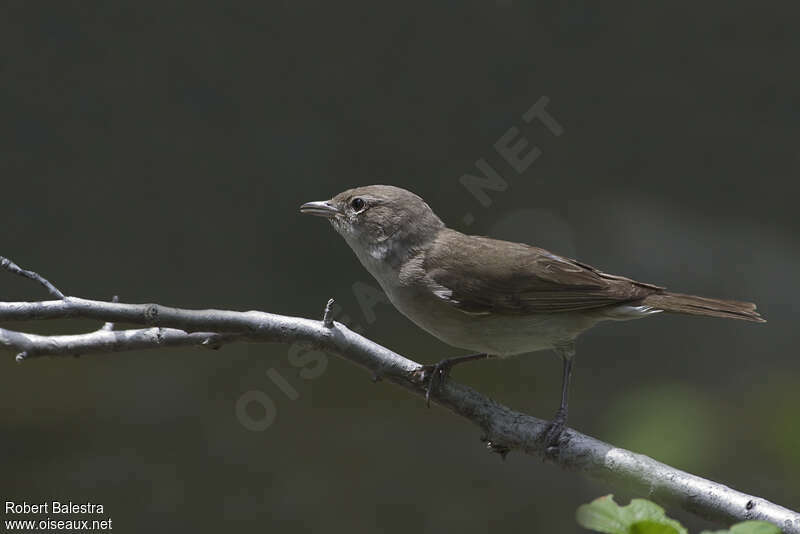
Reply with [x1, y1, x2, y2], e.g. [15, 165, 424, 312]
[642, 292, 765, 323]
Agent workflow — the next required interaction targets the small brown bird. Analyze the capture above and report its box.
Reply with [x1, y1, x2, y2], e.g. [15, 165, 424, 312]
[300, 185, 764, 448]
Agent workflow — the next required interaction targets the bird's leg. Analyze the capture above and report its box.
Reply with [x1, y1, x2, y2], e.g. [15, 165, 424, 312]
[422, 353, 493, 407]
[542, 343, 575, 452]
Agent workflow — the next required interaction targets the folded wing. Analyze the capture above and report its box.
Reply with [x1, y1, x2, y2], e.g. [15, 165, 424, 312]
[422, 230, 662, 315]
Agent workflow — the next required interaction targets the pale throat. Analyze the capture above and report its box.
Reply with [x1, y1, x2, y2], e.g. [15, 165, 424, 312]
[339, 217, 444, 287]
[344, 231, 415, 286]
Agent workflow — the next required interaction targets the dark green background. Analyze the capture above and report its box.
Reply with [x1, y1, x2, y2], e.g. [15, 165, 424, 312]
[2, 2, 798, 532]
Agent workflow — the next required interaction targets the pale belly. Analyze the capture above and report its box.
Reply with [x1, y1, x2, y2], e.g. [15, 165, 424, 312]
[381, 282, 600, 357]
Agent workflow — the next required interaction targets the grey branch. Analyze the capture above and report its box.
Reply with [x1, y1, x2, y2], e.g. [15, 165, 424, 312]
[0, 256, 65, 299]
[0, 265, 797, 532]
[1, 327, 241, 362]
[322, 298, 336, 328]
[96, 295, 120, 332]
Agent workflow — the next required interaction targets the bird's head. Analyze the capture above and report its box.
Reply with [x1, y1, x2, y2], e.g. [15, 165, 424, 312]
[300, 185, 444, 266]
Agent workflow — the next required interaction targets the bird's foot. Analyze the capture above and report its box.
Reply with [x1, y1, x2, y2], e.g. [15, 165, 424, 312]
[480, 434, 511, 460]
[417, 353, 490, 407]
[486, 440, 511, 460]
[420, 358, 455, 407]
[541, 408, 568, 456]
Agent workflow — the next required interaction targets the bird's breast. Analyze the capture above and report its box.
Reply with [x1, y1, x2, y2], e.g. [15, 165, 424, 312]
[379, 276, 595, 357]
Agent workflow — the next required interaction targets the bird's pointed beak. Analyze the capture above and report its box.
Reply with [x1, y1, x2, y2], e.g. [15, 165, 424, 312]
[299, 200, 341, 218]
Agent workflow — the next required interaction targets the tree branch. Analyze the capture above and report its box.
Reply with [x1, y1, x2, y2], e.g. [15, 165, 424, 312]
[0, 255, 65, 299]
[0, 327, 241, 362]
[0, 261, 797, 533]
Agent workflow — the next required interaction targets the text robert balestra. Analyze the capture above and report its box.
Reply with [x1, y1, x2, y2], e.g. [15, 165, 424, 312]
[6, 501, 105, 514]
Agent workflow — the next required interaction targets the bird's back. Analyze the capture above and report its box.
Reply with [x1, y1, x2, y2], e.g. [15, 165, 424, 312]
[417, 229, 662, 316]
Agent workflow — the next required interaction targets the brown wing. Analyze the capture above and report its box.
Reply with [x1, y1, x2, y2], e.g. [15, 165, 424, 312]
[422, 230, 662, 315]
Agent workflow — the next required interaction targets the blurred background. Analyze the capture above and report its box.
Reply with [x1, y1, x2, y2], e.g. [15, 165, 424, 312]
[1, 2, 798, 532]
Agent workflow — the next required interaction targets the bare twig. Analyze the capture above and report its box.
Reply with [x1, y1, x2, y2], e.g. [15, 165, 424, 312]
[0, 259, 797, 532]
[0, 327, 242, 361]
[97, 295, 120, 332]
[322, 298, 335, 328]
[0, 256, 65, 299]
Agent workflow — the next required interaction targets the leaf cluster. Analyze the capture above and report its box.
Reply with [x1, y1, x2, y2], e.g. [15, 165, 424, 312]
[577, 496, 780, 534]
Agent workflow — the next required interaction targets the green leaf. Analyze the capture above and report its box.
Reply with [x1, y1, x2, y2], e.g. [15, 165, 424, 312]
[576, 495, 688, 534]
[700, 520, 782, 534]
[631, 521, 686, 534]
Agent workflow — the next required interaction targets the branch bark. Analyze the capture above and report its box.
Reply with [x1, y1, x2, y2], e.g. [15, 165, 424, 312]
[1, 261, 798, 533]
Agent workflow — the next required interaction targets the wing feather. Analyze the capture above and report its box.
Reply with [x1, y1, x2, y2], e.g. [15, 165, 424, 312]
[422, 230, 661, 315]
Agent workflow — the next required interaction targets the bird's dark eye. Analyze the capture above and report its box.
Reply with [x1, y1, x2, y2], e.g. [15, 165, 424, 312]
[350, 197, 366, 211]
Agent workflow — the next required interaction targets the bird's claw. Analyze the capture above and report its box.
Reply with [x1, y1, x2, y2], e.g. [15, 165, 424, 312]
[422, 358, 453, 407]
[486, 440, 510, 460]
[541, 409, 568, 455]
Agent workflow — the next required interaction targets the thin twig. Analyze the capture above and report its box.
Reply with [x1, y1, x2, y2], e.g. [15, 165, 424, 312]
[0, 256, 65, 299]
[0, 327, 241, 360]
[97, 295, 120, 332]
[322, 298, 335, 328]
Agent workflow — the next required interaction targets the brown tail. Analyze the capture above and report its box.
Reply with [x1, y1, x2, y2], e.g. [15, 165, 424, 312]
[642, 292, 765, 323]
